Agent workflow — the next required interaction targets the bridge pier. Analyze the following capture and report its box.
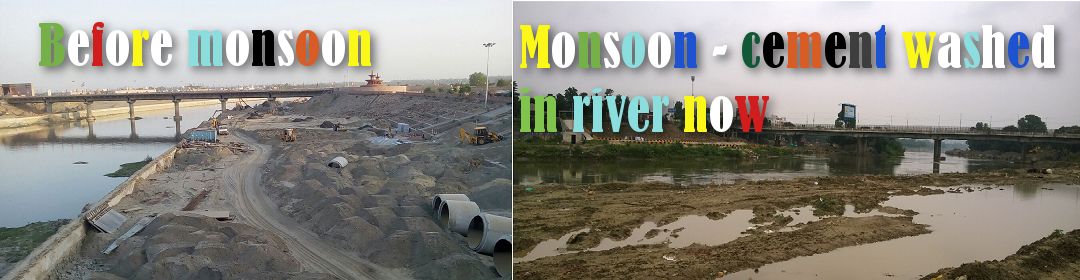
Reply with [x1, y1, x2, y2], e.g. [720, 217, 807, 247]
[127, 99, 136, 120]
[172, 99, 182, 121]
[83, 101, 95, 120]
[44, 101, 55, 122]
[267, 97, 277, 114]
[219, 98, 228, 112]
[933, 138, 942, 174]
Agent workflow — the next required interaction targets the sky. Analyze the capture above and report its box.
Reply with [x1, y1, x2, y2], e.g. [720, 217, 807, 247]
[0, 0, 511, 91]
[514, 1, 1080, 128]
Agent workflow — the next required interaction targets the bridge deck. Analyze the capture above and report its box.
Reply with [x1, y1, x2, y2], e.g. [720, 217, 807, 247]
[1, 89, 332, 104]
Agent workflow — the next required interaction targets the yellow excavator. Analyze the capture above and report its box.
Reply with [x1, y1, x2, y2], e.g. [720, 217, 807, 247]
[460, 126, 502, 145]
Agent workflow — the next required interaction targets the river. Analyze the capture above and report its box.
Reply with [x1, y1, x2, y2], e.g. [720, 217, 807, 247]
[0, 105, 221, 228]
[514, 150, 1020, 186]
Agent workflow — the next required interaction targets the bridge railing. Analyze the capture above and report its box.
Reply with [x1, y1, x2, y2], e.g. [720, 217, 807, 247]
[765, 123, 1080, 139]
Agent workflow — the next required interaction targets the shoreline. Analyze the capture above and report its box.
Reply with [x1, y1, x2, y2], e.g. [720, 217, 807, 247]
[512, 167, 1080, 279]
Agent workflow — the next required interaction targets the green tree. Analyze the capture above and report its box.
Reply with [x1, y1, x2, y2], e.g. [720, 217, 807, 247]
[1017, 114, 1047, 133]
[469, 72, 487, 87]
[496, 79, 509, 87]
[423, 87, 433, 93]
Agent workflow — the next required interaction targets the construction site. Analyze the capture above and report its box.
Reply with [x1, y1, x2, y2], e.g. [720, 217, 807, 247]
[3, 91, 513, 280]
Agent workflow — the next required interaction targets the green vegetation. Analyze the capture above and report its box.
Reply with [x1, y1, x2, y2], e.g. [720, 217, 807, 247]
[104, 156, 153, 177]
[0, 219, 68, 264]
[514, 141, 797, 160]
[469, 72, 487, 87]
[809, 196, 846, 216]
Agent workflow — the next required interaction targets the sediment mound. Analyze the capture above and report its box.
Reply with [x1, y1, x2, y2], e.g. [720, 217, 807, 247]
[93, 213, 331, 280]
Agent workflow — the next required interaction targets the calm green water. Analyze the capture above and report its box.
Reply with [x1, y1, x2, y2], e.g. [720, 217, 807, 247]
[0, 106, 220, 228]
[513, 151, 1019, 186]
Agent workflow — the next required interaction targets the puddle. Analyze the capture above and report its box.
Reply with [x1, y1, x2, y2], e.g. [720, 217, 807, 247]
[721, 184, 1080, 280]
[519, 204, 904, 263]
[776, 205, 899, 232]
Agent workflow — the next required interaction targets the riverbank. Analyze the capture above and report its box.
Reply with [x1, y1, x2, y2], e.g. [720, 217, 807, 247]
[512, 166, 1080, 279]
[6, 92, 513, 279]
[0, 220, 68, 276]
[922, 229, 1080, 280]
[514, 141, 802, 161]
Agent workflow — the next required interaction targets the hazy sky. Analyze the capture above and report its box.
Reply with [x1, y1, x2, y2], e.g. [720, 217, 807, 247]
[514, 1, 1080, 127]
[0, 0, 510, 91]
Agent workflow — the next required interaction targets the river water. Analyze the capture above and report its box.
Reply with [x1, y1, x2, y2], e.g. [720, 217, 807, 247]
[514, 151, 1019, 186]
[0, 106, 220, 228]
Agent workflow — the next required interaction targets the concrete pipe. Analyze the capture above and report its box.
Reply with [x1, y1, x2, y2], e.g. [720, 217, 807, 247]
[438, 200, 480, 235]
[467, 213, 513, 255]
[431, 194, 471, 213]
[493, 235, 513, 278]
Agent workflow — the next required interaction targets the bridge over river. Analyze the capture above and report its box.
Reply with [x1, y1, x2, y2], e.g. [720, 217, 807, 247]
[763, 124, 1080, 171]
[1, 88, 332, 121]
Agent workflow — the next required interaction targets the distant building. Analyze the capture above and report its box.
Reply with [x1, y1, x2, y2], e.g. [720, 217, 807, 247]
[340, 72, 410, 94]
[1, 83, 34, 96]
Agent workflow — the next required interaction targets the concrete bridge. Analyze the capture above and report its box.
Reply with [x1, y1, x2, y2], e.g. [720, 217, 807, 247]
[1, 88, 332, 121]
[763, 124, 1080, 171]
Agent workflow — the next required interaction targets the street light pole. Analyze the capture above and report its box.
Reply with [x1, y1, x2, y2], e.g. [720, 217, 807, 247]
[690, 75, 695, 96]
[483, 42, 496, 111]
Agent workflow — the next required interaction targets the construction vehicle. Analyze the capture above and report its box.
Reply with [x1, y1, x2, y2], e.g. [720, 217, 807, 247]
[208, 110, 222, 128]
[835, 103, 857, 128]
[460, 126, 502, 145]
[280, 128, 297, 142]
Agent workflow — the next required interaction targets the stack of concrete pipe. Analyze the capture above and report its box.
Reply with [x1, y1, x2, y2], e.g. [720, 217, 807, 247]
[431, 194, 514, 278]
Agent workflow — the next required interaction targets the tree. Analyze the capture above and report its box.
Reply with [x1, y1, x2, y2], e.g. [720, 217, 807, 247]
[1017, 114, 1047, 133]
[469, 72, 487, 87]
[496, 79, 509, 87]
[672, 101, 685, 122]
[423, 87, 433, 93]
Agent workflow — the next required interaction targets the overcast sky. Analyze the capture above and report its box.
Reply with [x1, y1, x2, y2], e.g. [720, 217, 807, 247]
[514, 1, 1080, 128]
[0, 0, 510, 91]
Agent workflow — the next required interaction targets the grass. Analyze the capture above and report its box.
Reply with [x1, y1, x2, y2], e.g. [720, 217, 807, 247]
[0, 220, 68, 263]
[104, 156, 153, 177]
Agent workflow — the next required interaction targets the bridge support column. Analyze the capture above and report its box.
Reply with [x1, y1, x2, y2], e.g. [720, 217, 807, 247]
[932, 138, 942, 174]
[219, 98, 228, 112]
[83, 101, 95, 120]
[267, 97, 277, 114]
[127, 99, 136, 120]
[44, 101, 55, 121]
[172, 99, 182, 121]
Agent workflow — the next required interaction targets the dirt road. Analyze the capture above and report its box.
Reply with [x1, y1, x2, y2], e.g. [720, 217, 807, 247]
[225, 132, 410, 280]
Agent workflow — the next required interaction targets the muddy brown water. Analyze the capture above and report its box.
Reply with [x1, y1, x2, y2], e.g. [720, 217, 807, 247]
[515, 184, 1080, 279]
[720, 184, 1080, 279]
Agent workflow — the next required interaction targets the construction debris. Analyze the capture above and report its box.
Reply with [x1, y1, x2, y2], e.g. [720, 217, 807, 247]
[328, 156, 349, 168]
[102, 215, 157, 254]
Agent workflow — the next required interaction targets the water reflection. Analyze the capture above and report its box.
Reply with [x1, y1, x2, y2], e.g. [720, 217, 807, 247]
[0, 105, 219, 227]
[515, 151, 1019, 185]
[722, 184, 1080, 280]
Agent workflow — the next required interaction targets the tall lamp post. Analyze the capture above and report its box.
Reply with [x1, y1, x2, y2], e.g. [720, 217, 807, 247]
[690, 75, 696, 96]
[483, 42, 496, 111]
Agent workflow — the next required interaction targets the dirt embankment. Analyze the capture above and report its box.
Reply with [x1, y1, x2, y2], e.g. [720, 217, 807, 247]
[922, 229, 1080, 280]
[513, 168, 1080, 280]
[235, 92, 512, 279]
[56, 141, 333, 279]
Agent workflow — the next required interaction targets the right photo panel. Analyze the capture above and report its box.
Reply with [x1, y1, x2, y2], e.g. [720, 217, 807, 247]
[512, 1, 1080, 279]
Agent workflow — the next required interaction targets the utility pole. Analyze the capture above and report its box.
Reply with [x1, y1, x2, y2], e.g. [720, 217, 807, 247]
[690, 75, 696, 96]
[483, 42, 496, 111]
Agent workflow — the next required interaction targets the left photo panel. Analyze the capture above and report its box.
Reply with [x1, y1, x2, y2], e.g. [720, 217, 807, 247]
[0, 0, 513, 279]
